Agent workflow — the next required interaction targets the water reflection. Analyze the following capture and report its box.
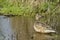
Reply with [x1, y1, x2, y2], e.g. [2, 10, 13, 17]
[0, 16, 13, 40]
[33, 33, 58, 40]
[0, 16, 59, 40]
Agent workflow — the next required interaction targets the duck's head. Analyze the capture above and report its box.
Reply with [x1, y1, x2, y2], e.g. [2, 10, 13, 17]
[35, 13, 44, 21]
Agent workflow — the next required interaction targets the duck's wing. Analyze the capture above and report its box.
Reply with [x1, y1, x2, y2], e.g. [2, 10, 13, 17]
[34, 22, 56, 33]
[44, 25, 56, 33]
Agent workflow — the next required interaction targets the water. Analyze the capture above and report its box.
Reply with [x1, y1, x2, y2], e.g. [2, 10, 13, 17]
[0, 16, 13, 40]
[0, 16, 59, 40]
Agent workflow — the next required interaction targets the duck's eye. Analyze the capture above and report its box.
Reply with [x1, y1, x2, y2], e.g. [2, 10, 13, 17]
[46, 27, 49, 28]
[35, 0, 36, 1]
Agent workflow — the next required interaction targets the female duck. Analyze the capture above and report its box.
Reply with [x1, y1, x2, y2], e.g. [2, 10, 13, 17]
[33, 14, 56, 33]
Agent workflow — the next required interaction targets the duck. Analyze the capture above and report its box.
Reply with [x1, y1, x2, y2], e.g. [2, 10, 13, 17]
[33, 14, 56, 33]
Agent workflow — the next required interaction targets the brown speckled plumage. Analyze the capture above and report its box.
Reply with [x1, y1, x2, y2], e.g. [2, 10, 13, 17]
[33, 14, 56, 33]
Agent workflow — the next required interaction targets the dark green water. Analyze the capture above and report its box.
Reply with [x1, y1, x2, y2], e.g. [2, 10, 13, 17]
[0, 16, 60, 40]
[11, 16, 60, 40]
